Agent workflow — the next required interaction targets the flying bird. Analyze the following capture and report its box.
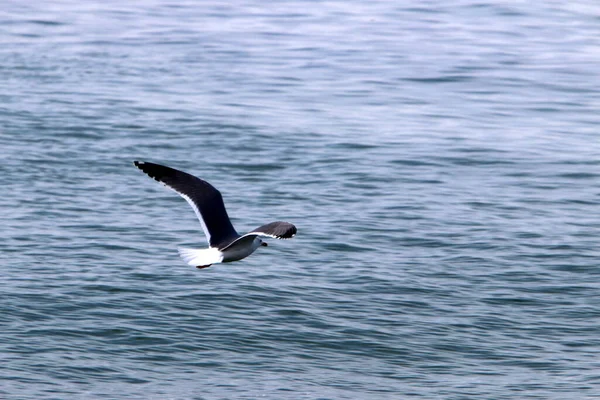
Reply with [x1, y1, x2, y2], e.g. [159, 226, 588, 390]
[134, 161, 296, 269]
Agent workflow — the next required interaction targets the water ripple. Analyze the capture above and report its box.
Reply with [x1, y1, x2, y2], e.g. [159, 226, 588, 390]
[2, 0, 600, 399]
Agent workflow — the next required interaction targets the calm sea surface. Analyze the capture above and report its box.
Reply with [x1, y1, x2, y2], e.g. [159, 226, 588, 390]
[2, 1, 600, 399]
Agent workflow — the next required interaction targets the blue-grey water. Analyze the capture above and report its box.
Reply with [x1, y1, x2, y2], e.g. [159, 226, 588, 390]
[2, 1, 600, 399]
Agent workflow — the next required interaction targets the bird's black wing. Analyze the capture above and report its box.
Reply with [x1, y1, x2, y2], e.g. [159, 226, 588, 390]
[248, 221, 297, 239]
[219, 222, 296, 252]
[134, 161, 239, 247]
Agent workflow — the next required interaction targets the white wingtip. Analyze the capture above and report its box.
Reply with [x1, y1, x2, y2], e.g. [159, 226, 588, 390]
[177, 247, 224, 267]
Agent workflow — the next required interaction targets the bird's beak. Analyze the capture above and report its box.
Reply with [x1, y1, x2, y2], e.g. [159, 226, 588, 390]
[261, 242, 268, 247]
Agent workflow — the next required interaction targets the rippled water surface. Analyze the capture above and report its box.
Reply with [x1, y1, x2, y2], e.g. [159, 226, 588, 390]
[2, 1, 600, 399]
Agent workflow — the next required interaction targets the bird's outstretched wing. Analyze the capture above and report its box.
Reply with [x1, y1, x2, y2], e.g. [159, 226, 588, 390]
[134, 161, 239, 247]
[248, 221, 297, 239]
[219, 221, 297, 252]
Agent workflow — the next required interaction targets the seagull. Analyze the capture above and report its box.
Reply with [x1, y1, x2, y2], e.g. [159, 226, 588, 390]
[133, 161, 296, 269]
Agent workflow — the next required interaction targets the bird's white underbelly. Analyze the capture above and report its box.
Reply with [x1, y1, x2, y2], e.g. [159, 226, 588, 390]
[221, 238, 261, 262]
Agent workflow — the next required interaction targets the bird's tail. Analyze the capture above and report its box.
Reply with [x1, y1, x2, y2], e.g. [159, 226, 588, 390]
[177, 247, 223, 268]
